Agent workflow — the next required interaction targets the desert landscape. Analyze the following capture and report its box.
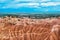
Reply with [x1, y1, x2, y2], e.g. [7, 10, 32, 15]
[0, 16, 60, 40]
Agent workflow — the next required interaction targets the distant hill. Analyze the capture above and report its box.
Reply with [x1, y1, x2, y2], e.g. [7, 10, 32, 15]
[0, 13, 60, 19]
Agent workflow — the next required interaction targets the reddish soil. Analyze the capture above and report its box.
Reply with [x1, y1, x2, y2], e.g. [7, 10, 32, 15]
[0, 17, 60, 40]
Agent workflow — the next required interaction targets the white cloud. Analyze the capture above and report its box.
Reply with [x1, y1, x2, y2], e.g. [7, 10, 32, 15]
[1, 0, 60, 9]
[2, 3, 39, 8]
[41, 2, 60, 6]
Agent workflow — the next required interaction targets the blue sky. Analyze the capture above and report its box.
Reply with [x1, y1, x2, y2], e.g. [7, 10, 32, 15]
[0, 0, 60, 13]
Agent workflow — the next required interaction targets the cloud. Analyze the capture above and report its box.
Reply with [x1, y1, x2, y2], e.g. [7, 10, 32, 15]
[41, 2, 60, 6]
[0, 0, 60, 9]
[0, 0, 40, 9]
[2, 3, 39, 8]
[1, 2, 60, 9]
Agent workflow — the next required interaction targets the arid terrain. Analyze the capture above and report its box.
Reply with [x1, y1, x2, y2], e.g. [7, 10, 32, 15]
[0, 16, 60, 40]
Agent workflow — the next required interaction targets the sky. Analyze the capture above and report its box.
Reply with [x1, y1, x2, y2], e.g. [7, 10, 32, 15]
[0, 0, 60, 13]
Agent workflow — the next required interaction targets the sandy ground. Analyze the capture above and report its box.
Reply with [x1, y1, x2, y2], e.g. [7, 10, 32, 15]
[0, 16, 60, 40]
